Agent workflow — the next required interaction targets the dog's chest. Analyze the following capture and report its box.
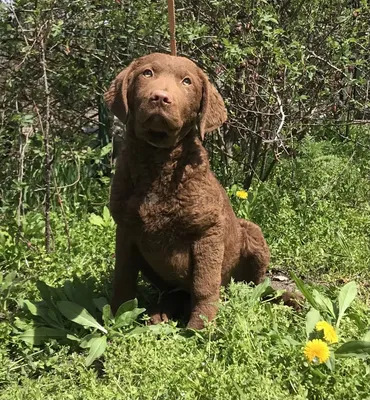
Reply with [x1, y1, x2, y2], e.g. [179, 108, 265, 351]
[127, 149, 221, 238]
[136, 185, 190, 235]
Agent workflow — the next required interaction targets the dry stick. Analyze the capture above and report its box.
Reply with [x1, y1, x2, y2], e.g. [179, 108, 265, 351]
[16, 131, 30, 228]
[34, 101, 53, 252]
[40, 31, 52, 253]
[10, 5, 29, 47]
[272, 85, 289, 156]
[52, 173, 71, 253]
[167, 0, 177, 56]
[272, 85, 286, 140]
[11, 11, 34, 232]
[307, 50, 347, 78]
[16, 100, 30, 230]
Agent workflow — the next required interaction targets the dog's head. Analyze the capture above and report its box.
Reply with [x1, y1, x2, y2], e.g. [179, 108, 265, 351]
[104, 53, 227, 148]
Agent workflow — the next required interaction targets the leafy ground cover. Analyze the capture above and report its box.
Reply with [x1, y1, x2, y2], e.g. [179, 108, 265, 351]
[1, 136, 370, 399]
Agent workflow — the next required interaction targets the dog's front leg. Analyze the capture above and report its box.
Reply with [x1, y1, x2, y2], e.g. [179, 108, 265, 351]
[111, 224, 140, 314]
[187, 224, 224, 329]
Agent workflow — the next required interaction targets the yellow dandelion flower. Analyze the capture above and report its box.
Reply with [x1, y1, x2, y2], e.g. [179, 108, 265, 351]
[315, 321, 338, 344]
[304, 339, 330, 364]
[236, 190, 248, 199]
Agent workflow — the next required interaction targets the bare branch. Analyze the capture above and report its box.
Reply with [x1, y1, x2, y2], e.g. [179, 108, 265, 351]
[307, 49, 347, 78]
[272, 85, 286, 142]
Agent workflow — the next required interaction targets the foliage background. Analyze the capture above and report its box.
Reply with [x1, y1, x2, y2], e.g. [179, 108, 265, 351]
[1, 0, 369, 215]
[0, 0, 369, 398]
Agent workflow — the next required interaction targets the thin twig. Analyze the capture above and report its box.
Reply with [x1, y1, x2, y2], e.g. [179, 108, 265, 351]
[10, 5, 30, 47]
[16, 100, 31, 229]
[52, 172, 71, 253]
[38, 27, 52, 252]
[272, 85, 286, 141]
[307, 50, 346, 77]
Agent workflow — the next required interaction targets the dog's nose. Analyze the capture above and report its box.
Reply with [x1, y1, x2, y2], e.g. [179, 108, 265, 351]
[150, 90, 172, 105]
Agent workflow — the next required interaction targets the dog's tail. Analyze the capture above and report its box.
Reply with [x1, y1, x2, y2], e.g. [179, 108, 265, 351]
[238, 219, 303, 310]
[232, 219, 270, 284]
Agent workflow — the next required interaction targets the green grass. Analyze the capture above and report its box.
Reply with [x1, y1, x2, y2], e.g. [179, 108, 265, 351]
[247, 136, 370, 283]
[1, 280, 370, 400]
[1, 135, 370, 399]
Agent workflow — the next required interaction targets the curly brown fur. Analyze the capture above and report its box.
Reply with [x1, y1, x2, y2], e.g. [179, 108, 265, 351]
[105, 53, 289, 329]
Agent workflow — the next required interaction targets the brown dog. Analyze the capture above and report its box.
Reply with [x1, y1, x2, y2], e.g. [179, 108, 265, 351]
[105, 53, 271, 329]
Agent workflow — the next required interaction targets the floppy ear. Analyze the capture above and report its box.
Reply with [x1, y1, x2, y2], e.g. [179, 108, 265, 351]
[198, 71, 227, 140]
[104, 62, 136, 124]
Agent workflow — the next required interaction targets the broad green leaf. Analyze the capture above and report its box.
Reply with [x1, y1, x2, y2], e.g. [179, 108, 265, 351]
[126, 326, 149, 336]
[80, 333, 102, 349]
[290, 272, 319, 309]
[282, 336, 301, 346]
[93, 297, 108, 312]
[19, 327, 66, 346]
[5, 271, 16, 284]
[336, 281, 357, 328]
[35, 281, 52, 301]
[23, 300, 63, 329]
[2, 271, 17, 290]
[348, 312, 367, 331]
[102, 304, 113, 325]
[113, 308, 146, 329]
[335, 341, 370, 358]
[100, 143, 112, 158]
[47, 309, 62, 326]
[23, 299, 40, 316]
[250, 278, 271, 304]
[13, 317, 34, 331]
[89, 214, 104, 227]
[305, 308, 321, 337]
[5, 271, 16, 283]
[147, 324, 178, 335]
[66, 334, 80, 342]
[63, 281, 76, 303]
[54, 287, 68, 302]
[103, 206, 110, 222]
[260, 14, 279, 24]
[85, 336, 107, 367]
[325, 352, 335, 372]
[363, 331, 370, 342]
[115, 299, 138, 318]
[36, 281, 59, 313]
[57, 301, 107, 334]
[67, 282, 96, 317]
[261, 285, 279, 299]
[312, 289, 335, 319]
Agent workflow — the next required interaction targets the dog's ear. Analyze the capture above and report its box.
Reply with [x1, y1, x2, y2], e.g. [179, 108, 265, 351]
[104, 62, 137, 124]
[198, 71, 227, 140]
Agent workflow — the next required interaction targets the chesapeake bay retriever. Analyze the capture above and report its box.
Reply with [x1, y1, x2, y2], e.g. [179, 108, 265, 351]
[104, 53, 273, 329]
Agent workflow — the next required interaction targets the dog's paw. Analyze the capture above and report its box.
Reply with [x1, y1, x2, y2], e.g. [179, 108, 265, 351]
[147, 308, 170, 325]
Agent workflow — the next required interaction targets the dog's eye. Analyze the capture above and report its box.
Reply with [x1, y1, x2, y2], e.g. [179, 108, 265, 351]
[143, 69, 153, 78]
[182, 77, 192, 86]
